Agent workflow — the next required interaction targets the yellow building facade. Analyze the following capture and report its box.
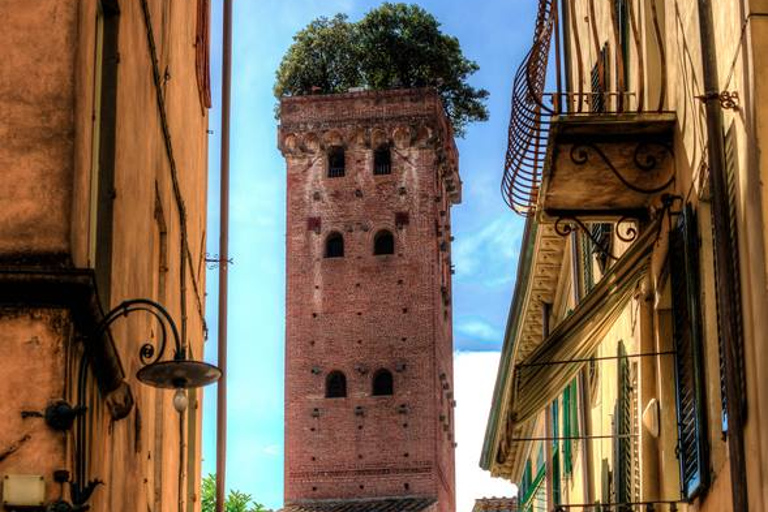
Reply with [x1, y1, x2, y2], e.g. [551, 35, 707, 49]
[482, 1, 768, 511]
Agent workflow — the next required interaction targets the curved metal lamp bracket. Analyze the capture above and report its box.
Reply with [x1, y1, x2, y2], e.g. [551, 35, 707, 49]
[93, 298, 182, 366]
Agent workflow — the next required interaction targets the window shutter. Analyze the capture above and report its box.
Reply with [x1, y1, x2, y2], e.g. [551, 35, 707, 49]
[615, 342, 633, 505]
[670, 205, 709, 499]
[563, 379, 578, 475]
[593, 223, 614, 273]
[551, 400, 561, 505]
[590, 44, 609, 113]
[716, 126, 746, 433]
[581, 231, 595, 293]
[519, 459, 533, 507]
[195, 0, 212, 108]
[563, 384, 572, 474]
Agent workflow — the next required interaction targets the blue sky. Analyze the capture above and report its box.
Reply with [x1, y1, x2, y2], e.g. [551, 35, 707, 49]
[202, 1, 535, 508]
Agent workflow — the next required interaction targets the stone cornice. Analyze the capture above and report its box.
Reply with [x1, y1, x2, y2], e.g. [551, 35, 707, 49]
[277, 88, 461, 204]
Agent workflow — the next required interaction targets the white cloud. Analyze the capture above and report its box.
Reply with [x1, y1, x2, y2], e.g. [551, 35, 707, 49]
[455, 351, 517, 512]
[452, 218, 519, 283]
[456, 319, 500, 342]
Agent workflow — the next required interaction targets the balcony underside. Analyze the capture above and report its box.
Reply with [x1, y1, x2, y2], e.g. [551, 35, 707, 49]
[540, 113, 677, 217]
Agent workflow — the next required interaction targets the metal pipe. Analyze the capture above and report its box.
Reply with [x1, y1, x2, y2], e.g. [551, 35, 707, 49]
[215, 0, 233, 509]
[695, 1, 748, 510]
[553, 1, 562, 114]
[516, 350, 676, 368]
[511, 434, 638, 442]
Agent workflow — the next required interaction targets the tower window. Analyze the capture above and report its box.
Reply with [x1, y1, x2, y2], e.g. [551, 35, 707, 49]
[325, 232, 344, 258]
[373, 230, 395, 255]
[326, 371, 347, 398]
[373, 146, 391, 175]
[372, 369, 394, 396]
[328, 147, 345, 178]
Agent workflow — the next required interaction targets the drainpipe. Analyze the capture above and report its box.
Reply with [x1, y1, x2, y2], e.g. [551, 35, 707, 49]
[215, 0, 233, 510]
[695, 2, 748, 510]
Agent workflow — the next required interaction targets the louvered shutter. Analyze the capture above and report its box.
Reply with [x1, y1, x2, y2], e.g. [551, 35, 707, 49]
[670, 205, 709, 499]
[551, 400, 561, 505]
[591, 45, 609, 113]
[615, 342, 632, 506]
[581, 232, 595, 293]
[563, 383, 572, 475]
[716, 126, 746, 433]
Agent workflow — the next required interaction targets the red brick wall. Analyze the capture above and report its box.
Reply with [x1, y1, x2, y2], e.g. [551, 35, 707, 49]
[280, 89, 459, 512]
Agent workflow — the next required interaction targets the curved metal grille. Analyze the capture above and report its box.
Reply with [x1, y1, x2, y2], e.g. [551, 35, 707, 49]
[502, 0, 668, 216]
[501, 0, 556, 215]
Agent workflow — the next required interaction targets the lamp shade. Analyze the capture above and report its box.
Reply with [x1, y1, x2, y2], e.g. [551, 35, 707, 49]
[137, 360, 221, 389]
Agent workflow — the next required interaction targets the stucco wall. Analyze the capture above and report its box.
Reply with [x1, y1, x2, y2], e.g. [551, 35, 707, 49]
[0, 0, 78, 259]
[0, 0, 210, 511]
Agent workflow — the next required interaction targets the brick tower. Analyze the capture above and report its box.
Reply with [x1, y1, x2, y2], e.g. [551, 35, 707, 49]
[279, 89, 459, 512]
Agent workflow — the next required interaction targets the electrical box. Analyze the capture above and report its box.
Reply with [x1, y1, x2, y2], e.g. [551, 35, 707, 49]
[2, 474, 46, 507]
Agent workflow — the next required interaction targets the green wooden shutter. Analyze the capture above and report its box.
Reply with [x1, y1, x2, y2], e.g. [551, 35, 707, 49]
[563, 384, 572, 475]
[563, 379, 578, 475]
[670, 205, 709, 499]
[551, 399, 561, 505]
[615, 342, 632, 506]
[520, 458, 532, 503]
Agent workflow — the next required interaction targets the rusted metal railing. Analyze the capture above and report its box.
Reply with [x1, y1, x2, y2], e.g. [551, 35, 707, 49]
[502, 0, 668, 216]
[501, 0, 556, 215]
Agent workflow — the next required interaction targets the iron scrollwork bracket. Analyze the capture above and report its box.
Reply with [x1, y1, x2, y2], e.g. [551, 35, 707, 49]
[695, 90, 739, 111]
[569, 142, 675, 195]
[554, 215, 639, 262]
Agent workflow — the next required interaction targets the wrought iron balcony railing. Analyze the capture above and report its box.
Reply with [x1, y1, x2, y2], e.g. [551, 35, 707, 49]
[502, 0, 669, 216]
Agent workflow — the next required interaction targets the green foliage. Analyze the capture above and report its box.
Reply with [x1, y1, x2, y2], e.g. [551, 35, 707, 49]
[274, 3, 489, 136]
[200, 474, 270, 512]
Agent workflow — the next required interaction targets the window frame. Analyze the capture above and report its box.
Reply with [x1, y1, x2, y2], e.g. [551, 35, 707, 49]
[372, 369, 394, 396]
[327, 147, 346, 178]
[373, 145, 392, 175]
[324, 232, 345, 258]
[325, 371, 347, 399]
[670, 205, 710, 499]
[373, 230, 395, 256]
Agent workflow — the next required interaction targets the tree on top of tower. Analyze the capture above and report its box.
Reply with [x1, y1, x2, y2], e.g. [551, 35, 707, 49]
[274, 3, 489, 136]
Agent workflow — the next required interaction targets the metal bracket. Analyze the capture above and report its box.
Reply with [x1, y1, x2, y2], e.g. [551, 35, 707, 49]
[554, 215, 639, 262]
[205, 253, 234, 270]
[695, 90, 739, 110]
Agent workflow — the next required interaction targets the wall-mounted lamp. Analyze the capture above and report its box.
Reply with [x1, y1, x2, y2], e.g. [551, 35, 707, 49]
[57, 299, 222, 511]
[98, 299, 221, 411]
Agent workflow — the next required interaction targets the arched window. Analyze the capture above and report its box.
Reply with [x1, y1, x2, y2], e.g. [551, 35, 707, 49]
[373, 146, 391, 175]
[326, 371, 347, 398]
[328, 147, 345, 178]
[372, 369, 394, 396]
[325, 232, 344, 258]
[373, 230, 395, 255]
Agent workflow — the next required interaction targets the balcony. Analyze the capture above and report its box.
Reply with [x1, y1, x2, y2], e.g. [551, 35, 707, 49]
[502, 0, 674, 219]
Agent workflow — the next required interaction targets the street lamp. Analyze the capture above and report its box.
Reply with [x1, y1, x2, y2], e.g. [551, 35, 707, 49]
[97, 299, 221, 407]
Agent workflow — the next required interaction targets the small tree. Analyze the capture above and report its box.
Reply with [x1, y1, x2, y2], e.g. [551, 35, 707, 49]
[201, 474, 269, 512]
[275, 3, 489, 136]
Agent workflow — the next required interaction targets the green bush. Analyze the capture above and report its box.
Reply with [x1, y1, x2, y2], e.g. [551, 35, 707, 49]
[275, 3, 489, 136]
[201, 474, 270, 512]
